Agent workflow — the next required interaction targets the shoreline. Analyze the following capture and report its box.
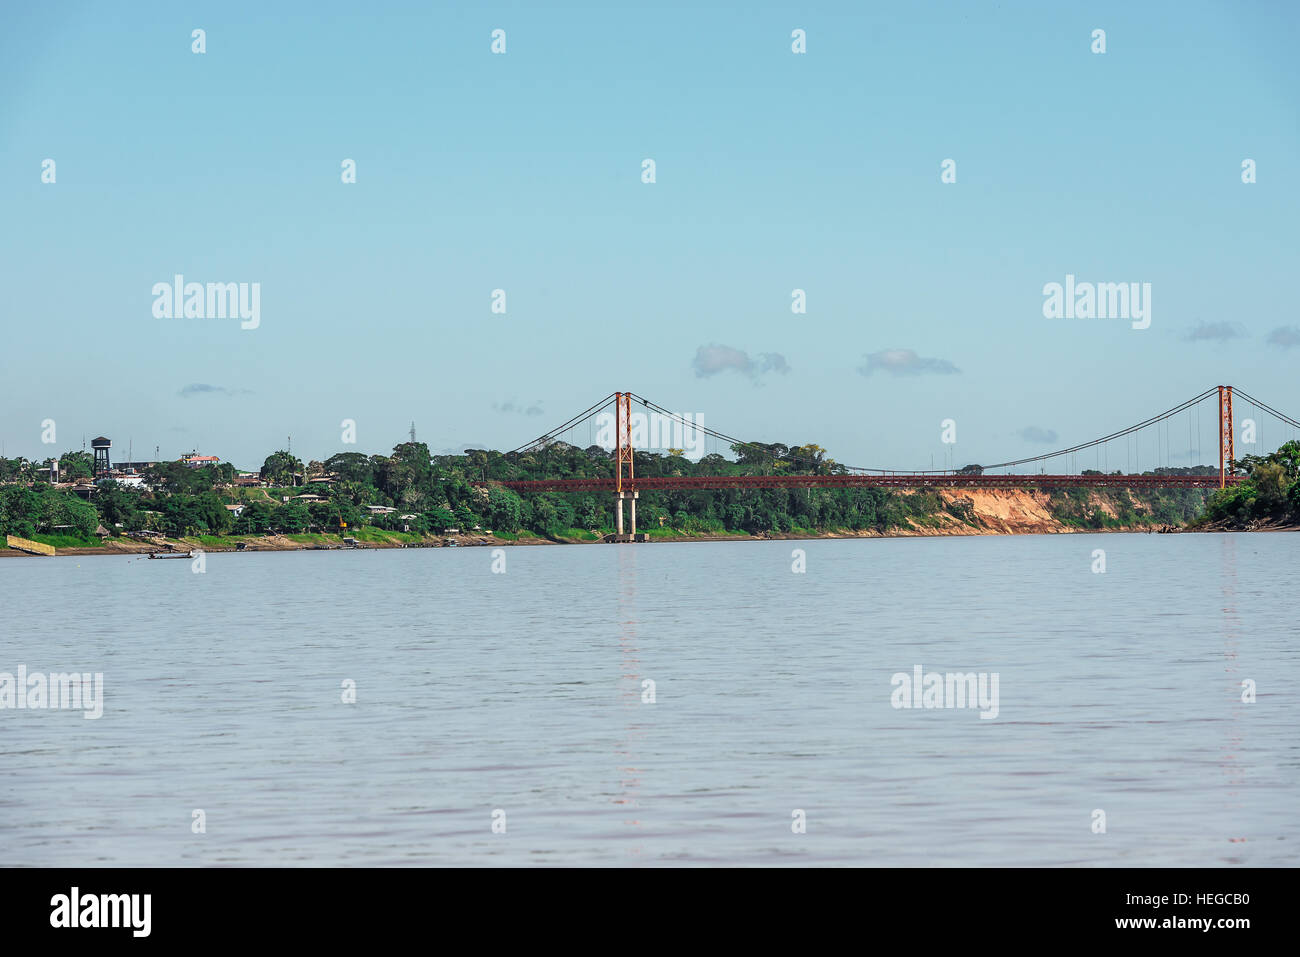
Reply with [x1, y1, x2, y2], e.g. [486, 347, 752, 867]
[4, 521, 1293, 559]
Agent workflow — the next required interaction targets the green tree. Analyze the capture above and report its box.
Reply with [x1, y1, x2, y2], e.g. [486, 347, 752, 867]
[241, 501, 277, 534]
[55, 451, 94, 480]
[280, 502, 310, 533]
[485, 486, 524, 532]
[425, 506, 455, 533]
[576, 495, 603, 530]
[0, 485, 44, 537]
[94, 481, 143, 531]
[453, 504, 477, 530]
[42, 492, 98, 536]
[261, 451, 302, 486]
[144, 460, 218, 495]
[324, 452, 374, 485]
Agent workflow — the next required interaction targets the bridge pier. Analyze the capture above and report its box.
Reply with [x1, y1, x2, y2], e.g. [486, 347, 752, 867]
[615, 490, 638, 536]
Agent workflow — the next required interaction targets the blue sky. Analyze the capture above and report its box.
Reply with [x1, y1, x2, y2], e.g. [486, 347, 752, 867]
[2, 0, 1297, 470]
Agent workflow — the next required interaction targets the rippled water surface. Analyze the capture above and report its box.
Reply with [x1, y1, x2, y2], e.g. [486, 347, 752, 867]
[2, 533, 1296, 866]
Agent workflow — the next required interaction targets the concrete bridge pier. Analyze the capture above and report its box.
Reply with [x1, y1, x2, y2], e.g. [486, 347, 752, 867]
[615, 490, 639, 536]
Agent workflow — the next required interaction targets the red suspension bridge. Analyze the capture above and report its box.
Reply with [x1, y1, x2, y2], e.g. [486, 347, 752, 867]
[479, 386, 1300, 536]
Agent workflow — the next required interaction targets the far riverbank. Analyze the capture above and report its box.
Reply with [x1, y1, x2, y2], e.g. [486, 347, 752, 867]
[6, 485, 1291, 559]
[4, 521, 1293, 559]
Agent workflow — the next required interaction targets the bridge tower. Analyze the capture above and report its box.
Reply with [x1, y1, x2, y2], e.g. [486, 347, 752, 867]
[614, 392, 638, 536]
[1218, 385, 1234, 489]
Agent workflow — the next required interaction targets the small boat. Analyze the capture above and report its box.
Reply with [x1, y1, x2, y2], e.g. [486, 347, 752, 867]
[148, 551, 193, 560]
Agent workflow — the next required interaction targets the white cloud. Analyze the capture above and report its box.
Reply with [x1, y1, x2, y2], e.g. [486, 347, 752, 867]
[857, 349, 960, 377]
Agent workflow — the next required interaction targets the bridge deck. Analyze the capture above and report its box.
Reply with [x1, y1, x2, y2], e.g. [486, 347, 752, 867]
[485, 474, 1240, 492]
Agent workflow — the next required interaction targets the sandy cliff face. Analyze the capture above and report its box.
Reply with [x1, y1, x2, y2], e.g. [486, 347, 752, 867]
[937, 489, 1061, 533]
[898, 488, 1163, 536]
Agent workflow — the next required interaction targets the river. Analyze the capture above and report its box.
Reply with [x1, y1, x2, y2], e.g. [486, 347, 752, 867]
[1, 533, 1295, 866]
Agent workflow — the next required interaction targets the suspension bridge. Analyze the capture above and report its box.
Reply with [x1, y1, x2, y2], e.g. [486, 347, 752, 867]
[479, 386, 1300, 536]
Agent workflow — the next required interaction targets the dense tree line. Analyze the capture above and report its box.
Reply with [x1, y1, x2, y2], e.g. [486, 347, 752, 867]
[0, 437, 1274, 541]
[1203, 441, 1300, 526]
[0, 484, 100, 537]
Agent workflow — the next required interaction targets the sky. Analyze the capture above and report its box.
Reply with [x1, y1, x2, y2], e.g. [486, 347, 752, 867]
[1, 0, 1297, 471]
